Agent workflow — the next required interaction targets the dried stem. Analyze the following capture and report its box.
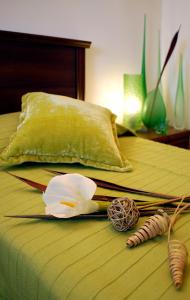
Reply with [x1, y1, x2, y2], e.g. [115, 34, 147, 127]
[168, 196, 190, 240]
[138, 197, 184, 210]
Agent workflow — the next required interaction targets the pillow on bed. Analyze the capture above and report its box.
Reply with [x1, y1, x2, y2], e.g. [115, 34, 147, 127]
[116, 123, 136, 137]
[0, 92, 132, 172]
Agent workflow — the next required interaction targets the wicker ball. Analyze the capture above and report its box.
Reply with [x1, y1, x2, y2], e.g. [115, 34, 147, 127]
[107, 197, 140, 231]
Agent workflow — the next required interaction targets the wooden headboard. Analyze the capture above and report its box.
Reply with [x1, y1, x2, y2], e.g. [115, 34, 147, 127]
[0, 30, 91, 114]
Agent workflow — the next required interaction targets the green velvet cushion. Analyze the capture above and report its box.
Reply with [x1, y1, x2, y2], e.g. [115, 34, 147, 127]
[0, 92, 132, 172]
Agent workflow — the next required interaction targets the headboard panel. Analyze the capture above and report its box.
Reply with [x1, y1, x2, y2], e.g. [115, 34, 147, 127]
[0, 30, 91, 114]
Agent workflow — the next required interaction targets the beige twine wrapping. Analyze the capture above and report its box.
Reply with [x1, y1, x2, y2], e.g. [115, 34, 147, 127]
[168, 239, 188, 289]
[107, 197, 139, 232]
[167, 197, 189, 289]
[127, 209, 170, 247]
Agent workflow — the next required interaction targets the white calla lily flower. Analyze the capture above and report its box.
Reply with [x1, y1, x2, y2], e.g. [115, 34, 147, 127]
[43, 173, 99, 218]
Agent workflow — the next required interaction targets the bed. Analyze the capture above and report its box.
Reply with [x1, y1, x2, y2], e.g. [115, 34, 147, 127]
[0, 30, 190, 300]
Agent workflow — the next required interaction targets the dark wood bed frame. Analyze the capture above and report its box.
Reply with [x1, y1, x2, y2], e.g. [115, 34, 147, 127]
[0, 30, 91, 114]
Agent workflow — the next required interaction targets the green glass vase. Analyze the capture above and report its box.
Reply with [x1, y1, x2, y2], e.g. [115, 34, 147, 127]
[123, 74, 146, 131]
[142, 88, 167, 134]
[174, 54, 185, 130]
[142, 30, 167, 135]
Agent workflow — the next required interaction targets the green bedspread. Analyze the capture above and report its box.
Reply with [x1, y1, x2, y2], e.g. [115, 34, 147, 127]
[0, 113, 190, 300]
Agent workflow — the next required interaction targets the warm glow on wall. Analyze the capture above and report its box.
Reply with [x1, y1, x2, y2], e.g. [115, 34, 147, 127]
[124, 95, 142, 115]
[123, 74, 145, 131]
[99, 86, 124, 124]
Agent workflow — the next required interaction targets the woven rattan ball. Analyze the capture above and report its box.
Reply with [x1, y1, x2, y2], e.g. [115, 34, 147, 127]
[107, 197, 140, 231]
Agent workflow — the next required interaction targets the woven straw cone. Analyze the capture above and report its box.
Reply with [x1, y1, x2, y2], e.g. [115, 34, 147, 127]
[107, 197, 139, 231]
[168, 239, 188, 289]
[127, 209, 170, 247]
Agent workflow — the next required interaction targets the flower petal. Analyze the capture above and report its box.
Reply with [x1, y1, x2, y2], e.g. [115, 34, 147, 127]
[45, 203, 78, 218]
[42, 173, 98, 218]
[81, 200, 99, 215]
[43, 173, 97, 206]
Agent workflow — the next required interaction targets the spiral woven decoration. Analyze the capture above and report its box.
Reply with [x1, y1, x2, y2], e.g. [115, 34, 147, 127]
[168, 239, 188, 289]
[127, 209, 170, 247]
[107, 197, 140, 231]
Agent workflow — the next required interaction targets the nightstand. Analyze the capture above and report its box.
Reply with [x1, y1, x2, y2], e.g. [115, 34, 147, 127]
[137, 127, 190, 149]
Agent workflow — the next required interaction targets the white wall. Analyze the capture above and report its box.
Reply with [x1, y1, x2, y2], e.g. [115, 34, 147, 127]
[1, 0, 161, 123]
[161, 0, 190, 129]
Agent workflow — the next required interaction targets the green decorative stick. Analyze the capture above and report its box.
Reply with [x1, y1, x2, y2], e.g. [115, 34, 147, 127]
[174, 54, 185, 130]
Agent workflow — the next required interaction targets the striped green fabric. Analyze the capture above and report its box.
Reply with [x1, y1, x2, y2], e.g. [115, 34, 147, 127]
[0, 113, 190, 300]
